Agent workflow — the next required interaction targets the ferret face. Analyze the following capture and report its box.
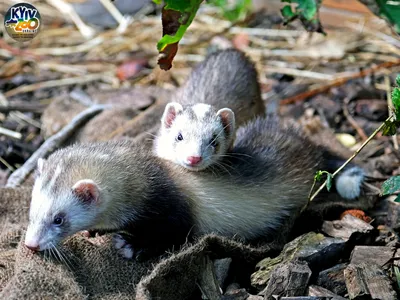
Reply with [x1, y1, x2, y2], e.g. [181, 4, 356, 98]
[25, 159, 100, 252]
[158, 103, 235, 171]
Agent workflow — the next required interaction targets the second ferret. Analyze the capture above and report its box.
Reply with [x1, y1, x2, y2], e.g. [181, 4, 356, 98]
[153, 48, 262, 170]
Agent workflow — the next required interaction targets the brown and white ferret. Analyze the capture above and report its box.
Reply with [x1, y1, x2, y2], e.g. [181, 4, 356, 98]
[24, 117, 365, 259]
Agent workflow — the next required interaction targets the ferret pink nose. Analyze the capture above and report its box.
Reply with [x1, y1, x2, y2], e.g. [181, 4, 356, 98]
[187, 156, 202, 165]
[25, 243, 40, 252]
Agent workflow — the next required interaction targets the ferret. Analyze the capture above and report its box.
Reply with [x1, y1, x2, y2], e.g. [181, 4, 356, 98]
[173, 48, 264, 126]
[153, 102, 235, 171]
[24, 117, 365, 259]
[152, 48, 261, 170]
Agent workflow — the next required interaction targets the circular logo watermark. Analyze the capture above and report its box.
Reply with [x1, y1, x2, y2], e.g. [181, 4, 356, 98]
[4, 3, 41, 42]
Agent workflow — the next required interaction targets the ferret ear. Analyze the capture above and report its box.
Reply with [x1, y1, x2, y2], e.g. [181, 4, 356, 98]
[161, 102, 183, 129]
[217, 108, 236, 140]
[72, 179, 100, 204]
[37, 158, 46, 175]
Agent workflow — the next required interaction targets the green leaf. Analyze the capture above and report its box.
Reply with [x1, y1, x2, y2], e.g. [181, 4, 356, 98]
[208, 0, 252, 22]
[395, 195, 400, 203]
[381, 119, 399, 136]
[375, 0, 400, 34]
[153, 0, 162, 4]
[281, 5, 295, 19]
[314, 170, 323, 181]
[381, 175, 400, 196]
[156, 0, 203, 53]
[326, 173, 332, 191]
[314, 170, 332, 191]
[296, 0, 318, 21]
[280, 0, 324, 33]
[392, 77, 400, 120]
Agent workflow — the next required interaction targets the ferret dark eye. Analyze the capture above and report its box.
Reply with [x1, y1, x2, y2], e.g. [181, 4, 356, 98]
[176, 133, 183, 141]
[53, 216, 64, 226]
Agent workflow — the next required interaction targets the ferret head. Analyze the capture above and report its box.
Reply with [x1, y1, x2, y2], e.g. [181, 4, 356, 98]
[158, 102, 235, 171]
[24, 158, 101, 252]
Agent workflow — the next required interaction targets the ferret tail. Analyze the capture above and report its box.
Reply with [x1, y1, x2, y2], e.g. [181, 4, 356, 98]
[322, 151, 365, 200]
[334, 165, 365, 200]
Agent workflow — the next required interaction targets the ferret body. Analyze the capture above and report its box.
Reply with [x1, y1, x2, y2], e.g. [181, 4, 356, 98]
[24, 116, 365, 258]
[153, 48, 262, 170]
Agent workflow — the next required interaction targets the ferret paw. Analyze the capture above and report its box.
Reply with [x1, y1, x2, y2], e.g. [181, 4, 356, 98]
[113, 234, 134, 259]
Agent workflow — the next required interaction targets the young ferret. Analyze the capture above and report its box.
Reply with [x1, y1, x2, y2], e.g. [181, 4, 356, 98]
[153, 102, 235, 171]
[153, 48, 262, 170]
[24, 116, 365, 259]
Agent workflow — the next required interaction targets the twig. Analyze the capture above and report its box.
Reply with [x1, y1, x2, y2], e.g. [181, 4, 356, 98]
[4, 73, 112, 98]
[308, 115, 393, 202]
[385, 75, 399, 150]
[6, 105, 110, 188]
[0, 156, 15, 172]
[280, 60, 400, 105]
[9, 111, 42, 129]
[264, 66, 335, 80]
[0, 103, 47, 114]
[31, 36, 104, 56]
[99, 0, 125, 25]
[0, 92, 8, 105]
[229, 27, 305, 37]
[0, 126, 22, 140]
[45, 0, 96, 39]
[70, 89, 94, 106]
[342, 100, 368, 141]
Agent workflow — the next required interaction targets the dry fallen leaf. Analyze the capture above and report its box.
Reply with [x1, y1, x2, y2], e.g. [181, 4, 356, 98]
[340, 209, 372, 223]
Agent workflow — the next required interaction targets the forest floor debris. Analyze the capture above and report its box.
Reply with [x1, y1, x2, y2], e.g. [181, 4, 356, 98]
[1, 0, 400, 299]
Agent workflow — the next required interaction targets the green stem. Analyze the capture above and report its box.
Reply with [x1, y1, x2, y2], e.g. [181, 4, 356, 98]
[308, 114, 394, 202]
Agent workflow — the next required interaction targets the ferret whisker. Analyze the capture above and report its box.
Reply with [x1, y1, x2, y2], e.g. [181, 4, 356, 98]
[218, 153, 251, 164]
[221, 152, 253, 159]
[206, 124, 229, 152]
[145, 132, 157, 138]
[210, 122, 231, 146]
[57, 246, 72, 266]
[49, 243, 59, 262]
[53, 244, 73, 271]
[48, 247, 56, 261]
[44, 249, 49, 262]
[213, 161, 233, 176]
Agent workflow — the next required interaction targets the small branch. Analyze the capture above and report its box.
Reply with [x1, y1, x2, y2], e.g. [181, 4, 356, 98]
[280, 60, 400, 106]
[342, 100, 368, 141]
[0, 126, 22, 140]
[6, 105, 109, 188]
[4, 73, 112, 98]
[308, 115, 393, 202]
[45, 0, 96, 39]
[0, 156, 15, 172]
[0, 103, 47, 114]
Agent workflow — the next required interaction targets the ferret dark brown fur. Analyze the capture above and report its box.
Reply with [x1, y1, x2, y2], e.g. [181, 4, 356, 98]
[24, 115, 365, 259]
[173, 48, 265, 126]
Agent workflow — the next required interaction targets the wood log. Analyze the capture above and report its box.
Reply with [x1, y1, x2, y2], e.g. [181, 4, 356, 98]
[262, 260, 312, 300]
[344, 263, 397, 300]
[251, 232, 346, 291]
[308, 285, 347, 300]
[322, 214, 374, 240]
[350, 246, 395, 268]
[316, 264, 347, 296]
